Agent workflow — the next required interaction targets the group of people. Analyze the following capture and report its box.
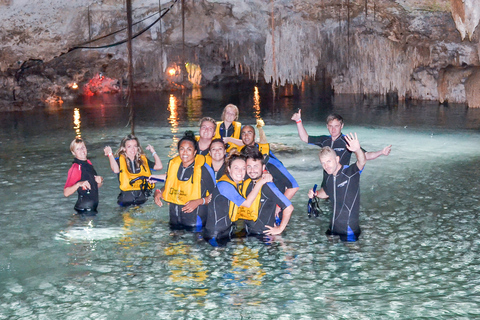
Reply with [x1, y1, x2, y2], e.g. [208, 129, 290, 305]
[64, 104, 391, 244]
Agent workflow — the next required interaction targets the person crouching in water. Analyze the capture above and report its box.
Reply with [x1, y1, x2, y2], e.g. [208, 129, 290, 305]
[153, 131, 216, 231]
[64, 138, 103, 213]
[203, 150, 273, 246]
[104, 134, 163, 206]
[240, 146, 293, 236]
[308, 133, 366, 241]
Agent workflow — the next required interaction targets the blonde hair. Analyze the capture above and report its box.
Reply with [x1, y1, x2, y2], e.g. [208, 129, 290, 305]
[318, 146, 337, 160]
[69, 138, 85, 154]
[221, 104, 239, 121]
[116, 134, 146, 171]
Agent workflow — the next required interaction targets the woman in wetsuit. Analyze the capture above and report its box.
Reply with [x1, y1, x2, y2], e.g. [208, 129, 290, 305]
[203, 150, 272, 244]
[153, 131, 216, 230]
[64, 138, 103, 213]
[104, 134, 163, 206]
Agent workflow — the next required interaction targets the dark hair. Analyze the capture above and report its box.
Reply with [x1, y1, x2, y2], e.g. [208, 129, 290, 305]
[240, 145, 264, 164]
[225, 149, 246, 169]
[209, 138, 225, 151]
[178, 130, 198, 152]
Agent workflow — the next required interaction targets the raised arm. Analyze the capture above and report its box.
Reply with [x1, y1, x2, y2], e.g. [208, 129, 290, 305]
[345, 132, 366, 170]
[365, 145, 392, 160]
[145, 144, 163, 170]
[291, 109, 309, 143]
[104, 146, 120, 173]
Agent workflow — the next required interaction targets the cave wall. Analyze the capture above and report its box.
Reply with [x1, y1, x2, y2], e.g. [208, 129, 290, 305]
[1, 0, 480, 108]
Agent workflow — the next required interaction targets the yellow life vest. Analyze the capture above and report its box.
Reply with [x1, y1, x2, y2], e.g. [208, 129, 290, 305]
[118, 154, 154, 191]
[217, 174, 242, 222]
[214, 121, 241, 140]
[205, 154, 212, 166]
[162, 155, 205, 205]
[236, 179, 262, 221]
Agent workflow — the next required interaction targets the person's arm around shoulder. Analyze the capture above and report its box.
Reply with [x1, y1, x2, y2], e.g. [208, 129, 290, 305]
[146, 144, 163, 170]
[241, 173, 273, 207]
[291, 109, 309, 143]
[365, 145, 392, 161]
[345, 132, 366, 170]
[104, 146, 120, 173]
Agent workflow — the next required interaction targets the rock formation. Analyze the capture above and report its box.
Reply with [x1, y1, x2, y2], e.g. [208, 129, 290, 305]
[0, 0, 479, 109]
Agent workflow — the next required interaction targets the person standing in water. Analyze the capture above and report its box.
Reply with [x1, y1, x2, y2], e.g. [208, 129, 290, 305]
[64, 138, 103, 213]
[153, 131, 216, 230]
[196, 117, 217, 156]
[205, 138, 227, 180]
[308, 133, 366, 242]
[104, 134, 163, 207]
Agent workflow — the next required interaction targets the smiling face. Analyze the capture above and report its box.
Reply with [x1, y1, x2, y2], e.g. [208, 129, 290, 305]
[124, 139, 139, 160]
[319, 152, 340, 175]
[327, 119, 344, 140]
[72, 141, 88, 161]
[178, 140, 197, 167]
[241, 126, 255, 146]
[228, 158, 247, 183]
[199, 120, 216, 140]
[209, 141, 226, 162]
[246, 158, 264, 181]
[224, 106, 237, 123]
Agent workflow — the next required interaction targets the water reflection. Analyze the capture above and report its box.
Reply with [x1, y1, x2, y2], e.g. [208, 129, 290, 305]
[168, 94, 180, 158]
[73, 108, 81, 138]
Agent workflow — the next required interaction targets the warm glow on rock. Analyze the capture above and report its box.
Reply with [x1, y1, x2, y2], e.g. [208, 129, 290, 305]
[168, 68, 176, 76]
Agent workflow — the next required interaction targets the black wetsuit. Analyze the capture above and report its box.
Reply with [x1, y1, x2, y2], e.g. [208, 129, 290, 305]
[65, 158, 99, 213]
[323, 163, 362, 241]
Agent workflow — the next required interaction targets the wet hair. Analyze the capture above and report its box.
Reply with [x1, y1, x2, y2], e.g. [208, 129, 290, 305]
[221, 104, 239, 121]
[209, 138, 225, 151]
[69, 137, 85, 154]
[241, 145, 264, 164]
[326, 113, 344, 125]
[225, 149, 246, 170]
[199, 117, 216, 128]
[178, 130, 198, 152]
[117, 134, 146, 170]
[318, 146, 337, 159]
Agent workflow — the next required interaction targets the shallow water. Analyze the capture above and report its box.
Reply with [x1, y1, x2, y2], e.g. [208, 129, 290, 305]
[1, 83, 480, 319]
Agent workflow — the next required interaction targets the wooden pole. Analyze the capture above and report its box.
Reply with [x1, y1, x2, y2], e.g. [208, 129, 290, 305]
[126, 0, 135, 134]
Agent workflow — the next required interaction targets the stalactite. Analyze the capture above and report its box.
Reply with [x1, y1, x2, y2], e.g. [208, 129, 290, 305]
[450, 0, 480, 41]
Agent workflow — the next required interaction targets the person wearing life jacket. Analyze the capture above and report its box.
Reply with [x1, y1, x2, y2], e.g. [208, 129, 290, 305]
[205, 138, 227, 181]
[64, 138, 104, 213]
[196, 117, 217, 156]
[230, 125, 299, 202]
[213, 104, 243, 148]
[154, 131, 216, 230]
[104, 134, 163, 207]
[203, 150, 273, 246]
[239, 146, 293, 236]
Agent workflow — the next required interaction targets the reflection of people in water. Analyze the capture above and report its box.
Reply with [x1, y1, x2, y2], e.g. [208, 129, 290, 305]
[203, 150, 272, 245]
[196, 117, 217, 156]
[153, 131, 216, 230]
[205, 138, 226, 181]
[104, 134, 163, 207]
[239, 146, 293, 236]
[64, 138, 103, 213]
[308, 133, 366, 242]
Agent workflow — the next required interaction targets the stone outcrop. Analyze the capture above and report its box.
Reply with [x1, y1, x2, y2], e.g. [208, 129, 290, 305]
[0, 0, 479, 110]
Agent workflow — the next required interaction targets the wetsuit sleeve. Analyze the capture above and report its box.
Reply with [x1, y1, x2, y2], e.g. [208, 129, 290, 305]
[217, 181, 245, 206]
[147, 158, 156, 171]
[201, 165, 216, 195]
[266, 157, 299, 189]
[308, 135, 328, 147]
[265, 182, 292, 210]
[64, 163, 81, 188]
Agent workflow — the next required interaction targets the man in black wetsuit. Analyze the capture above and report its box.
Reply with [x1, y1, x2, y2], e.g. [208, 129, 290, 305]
[291, 110, 391, 164]
[308, 133, 366, 241]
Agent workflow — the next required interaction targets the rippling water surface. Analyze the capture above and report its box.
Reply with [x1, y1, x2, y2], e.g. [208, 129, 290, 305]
[1, 83, 480, 319]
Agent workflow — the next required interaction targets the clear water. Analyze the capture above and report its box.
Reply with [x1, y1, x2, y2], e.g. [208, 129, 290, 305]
[1, 83, 480, 319]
